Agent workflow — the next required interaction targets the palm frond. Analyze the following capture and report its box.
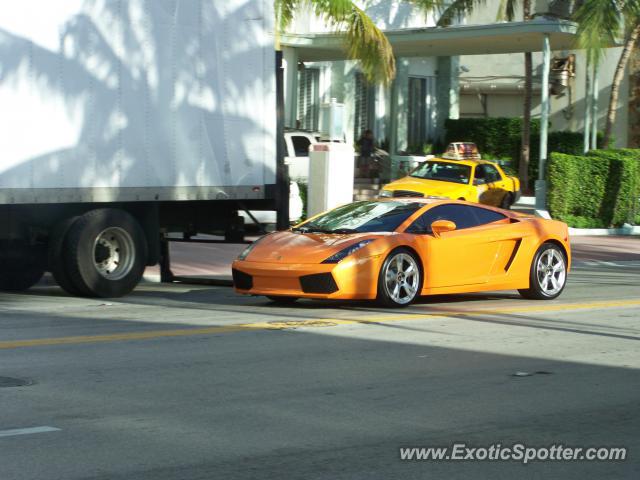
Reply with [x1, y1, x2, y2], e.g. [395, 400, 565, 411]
[496, 0, 518, 22]
[621, 0, 640, 33]
[345, 5, 396, 85]
[436, 0, 487, 27]
[275, 0, 299, 33]
[574, 0, 622, 65]
[407, 0, 448, 21]
[276, 0, 396, 85]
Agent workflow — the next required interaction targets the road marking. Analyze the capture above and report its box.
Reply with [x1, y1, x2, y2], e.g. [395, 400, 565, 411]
[0, 299, 638, 350]
[0, 426, 61, 438]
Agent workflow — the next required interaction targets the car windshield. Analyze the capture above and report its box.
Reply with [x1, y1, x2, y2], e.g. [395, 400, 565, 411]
[294, 201, 423, 233]
[410, 161, 471, 185]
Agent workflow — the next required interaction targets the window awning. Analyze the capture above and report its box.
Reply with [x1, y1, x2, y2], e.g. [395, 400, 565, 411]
[281, 18, 579, 61]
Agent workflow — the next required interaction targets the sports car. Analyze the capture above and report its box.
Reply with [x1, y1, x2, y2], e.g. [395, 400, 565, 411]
[232, 199, 570, 307]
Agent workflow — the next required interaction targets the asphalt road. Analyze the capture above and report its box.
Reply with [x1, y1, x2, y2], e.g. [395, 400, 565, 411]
[0, 255, 639, 478]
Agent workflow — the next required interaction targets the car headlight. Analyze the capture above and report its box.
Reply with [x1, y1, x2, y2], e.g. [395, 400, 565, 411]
[379, 190, 393, 198]
[321, 239, 375, 264]
[237, 235, 269, 260]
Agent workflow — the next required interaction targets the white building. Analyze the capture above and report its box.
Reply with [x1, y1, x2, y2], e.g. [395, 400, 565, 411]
[280, 0, 629, 156]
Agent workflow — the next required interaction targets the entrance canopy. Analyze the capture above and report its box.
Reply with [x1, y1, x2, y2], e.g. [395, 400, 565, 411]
[281, 18, 578, 61]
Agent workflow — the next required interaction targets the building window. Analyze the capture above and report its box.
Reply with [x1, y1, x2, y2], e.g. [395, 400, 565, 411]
[298, 68, 320, 131]
[408, 76, 437, 149]
[354, 72, 375, 140]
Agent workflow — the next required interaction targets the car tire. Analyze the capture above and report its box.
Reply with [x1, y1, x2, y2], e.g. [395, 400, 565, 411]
[64, 209, 148, 298]
[518, 243, 567, 300]
[267, 296, 298, 304]
[48, 216, 85, 296]
[500, 192, 513, 210]
[0, 241, 46, 292]
[377, 248, 422, 308]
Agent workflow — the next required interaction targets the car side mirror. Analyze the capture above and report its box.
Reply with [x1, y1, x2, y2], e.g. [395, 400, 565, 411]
[431, 220, 457, 238]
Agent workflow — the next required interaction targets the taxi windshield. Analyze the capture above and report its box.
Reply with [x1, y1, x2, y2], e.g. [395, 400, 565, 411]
[294, 201, 422, 233]
[410, 161, 471, 185]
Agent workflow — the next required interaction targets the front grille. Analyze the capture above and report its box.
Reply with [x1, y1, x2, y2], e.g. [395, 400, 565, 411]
[299, 273, 339, 294]
[393, 190, 424, 198]
[232, 268, 253, 290]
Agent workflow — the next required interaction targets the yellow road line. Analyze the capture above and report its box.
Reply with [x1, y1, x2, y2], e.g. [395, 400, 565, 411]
[0, 299, 638, 350]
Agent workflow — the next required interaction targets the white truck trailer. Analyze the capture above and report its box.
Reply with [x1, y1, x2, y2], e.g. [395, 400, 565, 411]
[0, 0, 281, 297]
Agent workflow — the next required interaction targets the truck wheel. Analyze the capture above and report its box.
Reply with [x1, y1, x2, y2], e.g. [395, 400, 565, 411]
[48, 216, 84, 296]
[0, 242, 46, 292]
[64, 209, 148, 298]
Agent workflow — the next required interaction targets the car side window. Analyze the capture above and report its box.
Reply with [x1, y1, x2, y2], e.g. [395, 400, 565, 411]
[483, 165, 502, 183]
[406, 204, 480, 234]
[406, 204, 507, 234]
[291, 136, 311, 157]
[468, 205, 507, 225]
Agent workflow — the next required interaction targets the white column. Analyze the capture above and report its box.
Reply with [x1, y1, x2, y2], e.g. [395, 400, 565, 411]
[590, 61, 599, 149]
[535, 34, 551, 213]
[282, 47, 299, 129]
[583, 58, 592, 153]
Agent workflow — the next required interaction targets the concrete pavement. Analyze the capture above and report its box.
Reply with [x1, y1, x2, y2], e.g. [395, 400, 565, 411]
[0, 260, 639, 479]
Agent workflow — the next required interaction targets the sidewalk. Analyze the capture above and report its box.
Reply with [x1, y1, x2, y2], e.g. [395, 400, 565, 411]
[144, 235, 640, 281]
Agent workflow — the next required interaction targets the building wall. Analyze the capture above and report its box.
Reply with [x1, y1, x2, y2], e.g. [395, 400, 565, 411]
[459, 2, 630, 147]
[287, 0, 438, 33]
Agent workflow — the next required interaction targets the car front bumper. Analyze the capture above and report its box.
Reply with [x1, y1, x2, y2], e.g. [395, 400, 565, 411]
[232, 256, 382, 300]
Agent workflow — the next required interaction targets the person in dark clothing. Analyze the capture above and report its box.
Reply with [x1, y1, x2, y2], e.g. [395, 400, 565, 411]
[358, 129, 375, 178]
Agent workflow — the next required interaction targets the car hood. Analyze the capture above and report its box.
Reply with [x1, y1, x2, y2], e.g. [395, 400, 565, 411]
[384, 177, 468, 197]
[243, 231, 384, 264]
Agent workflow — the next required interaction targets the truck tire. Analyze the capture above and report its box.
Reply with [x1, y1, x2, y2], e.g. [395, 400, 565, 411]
[64, 209, 148, 298]
[48, 216, 84, 296]
[0, 242, 46, 292]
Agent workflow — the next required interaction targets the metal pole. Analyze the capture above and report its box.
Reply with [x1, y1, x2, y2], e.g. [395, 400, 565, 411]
[535, 34, 551, 211]
[275, 50, 290, 231]
[590, 61, 599, 149]
[583, 58, 592, 154]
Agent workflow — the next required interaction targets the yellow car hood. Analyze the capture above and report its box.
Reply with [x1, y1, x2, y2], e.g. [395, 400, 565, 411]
[384, 177, 469, 197]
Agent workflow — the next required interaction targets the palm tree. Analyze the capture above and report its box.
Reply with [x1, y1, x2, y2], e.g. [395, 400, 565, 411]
[574, 0, 640, 148]
[434, 0, 534, 191]
[274, 0, 396, 85]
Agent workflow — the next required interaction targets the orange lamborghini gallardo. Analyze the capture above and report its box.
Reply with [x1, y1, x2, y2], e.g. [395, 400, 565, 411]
[232, 199, 570, 307]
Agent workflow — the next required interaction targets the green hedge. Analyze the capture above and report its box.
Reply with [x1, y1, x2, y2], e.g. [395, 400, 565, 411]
[444, 118, 535, 161]
[548, 150, 640, 227]
[444, 118, 607, 188]
[586, 149, 640, 226]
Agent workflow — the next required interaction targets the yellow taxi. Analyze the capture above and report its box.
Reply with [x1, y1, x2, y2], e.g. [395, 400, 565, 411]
[379, 143, 521, 209]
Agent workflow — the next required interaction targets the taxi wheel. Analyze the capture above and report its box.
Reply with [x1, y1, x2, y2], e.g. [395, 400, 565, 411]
[377, 248, 422, 308]
[267, 296, 298, 305]
[518, 243, 567, 300]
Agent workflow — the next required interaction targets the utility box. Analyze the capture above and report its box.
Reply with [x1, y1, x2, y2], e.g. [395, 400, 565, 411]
[308, 143, 355, 217]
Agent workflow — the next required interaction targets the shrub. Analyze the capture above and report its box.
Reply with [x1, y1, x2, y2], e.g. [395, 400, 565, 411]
[444, 118, 609, 189]
[444, 118, 529, 160]
[586, 149, 640, 226]
[548, 150, 640, 227]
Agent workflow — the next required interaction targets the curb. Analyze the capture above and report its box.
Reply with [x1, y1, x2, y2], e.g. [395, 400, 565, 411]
[568, 225, 640, 236]
[572, 260, 640, 268]
[516, 197, 640, 236]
